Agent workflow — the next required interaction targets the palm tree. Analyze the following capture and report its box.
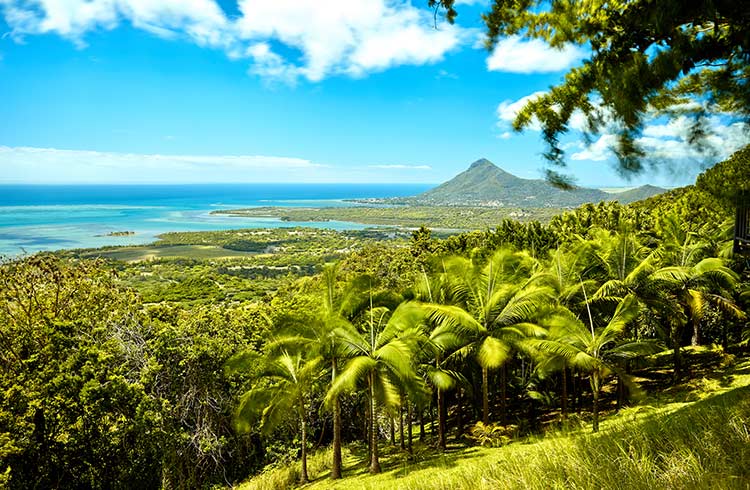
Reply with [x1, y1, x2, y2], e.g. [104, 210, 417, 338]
[410, 267, 468, 450]
[583, 228, 662, 312]
[526, 294, 659, 431]
[414, 313, 467, 451]
[232, 351, 323, 483]
[424, 248, 550, 425]
[653, 257, 742, 379]
[535, 247, 593, 418]
[327, 299, 419, 474]
[265, 264, 362, 479]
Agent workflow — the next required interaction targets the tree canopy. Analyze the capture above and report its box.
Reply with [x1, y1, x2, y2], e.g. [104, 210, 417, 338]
[433, 0, 750, 185]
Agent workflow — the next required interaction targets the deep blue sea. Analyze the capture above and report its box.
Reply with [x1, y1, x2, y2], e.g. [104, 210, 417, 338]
[0, 184, 432, 256]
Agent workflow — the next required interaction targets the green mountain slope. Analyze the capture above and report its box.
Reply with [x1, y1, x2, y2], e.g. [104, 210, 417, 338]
[407, 159, 665, 207]
[610, 184, 669, 204]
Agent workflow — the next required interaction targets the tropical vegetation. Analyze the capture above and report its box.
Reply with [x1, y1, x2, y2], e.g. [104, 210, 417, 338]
[0, 147, 748, 489]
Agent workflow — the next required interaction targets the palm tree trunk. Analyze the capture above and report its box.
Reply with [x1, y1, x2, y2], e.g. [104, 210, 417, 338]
[691, 318, 700, 346]
[369, 373, 381, 474]
[419, 409, 425, 442]
[430, 400, 436, 436]
[482, 366, 489, 425]
[390, 417, 395, 446]
[456, 388, 463, 439]
[365, 397, 371, 458]
[672, 323, 682, 382]
[407, 402, 413, 453]
[590, 374, 600, 433]
[437, 388, 446, 451]
[331, 359, 342, 480]
[399, 401, 405, 451]
[592, 389, 599, 433]
[500, 364, 507, 425]
[561, 367, 568, 420]
[300, 407, 309, 483]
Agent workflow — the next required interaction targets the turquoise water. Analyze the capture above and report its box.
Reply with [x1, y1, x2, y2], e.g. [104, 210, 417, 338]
[0, 184, 430, 256]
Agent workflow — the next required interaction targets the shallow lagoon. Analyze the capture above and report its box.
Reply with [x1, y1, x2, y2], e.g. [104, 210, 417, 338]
[0, 184, 430, 256]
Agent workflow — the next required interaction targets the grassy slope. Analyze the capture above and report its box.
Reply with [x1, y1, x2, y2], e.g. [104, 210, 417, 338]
[238, 350, 750, 490]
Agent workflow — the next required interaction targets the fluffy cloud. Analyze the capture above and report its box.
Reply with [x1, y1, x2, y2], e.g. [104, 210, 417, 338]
[0, 0, 466, 82]
[496, 91, 750, 165]
[496, 91, 545, 131]
[487, 36, 586, 74]
[570, 116, 749, 163]
[234, 0, 464, 81]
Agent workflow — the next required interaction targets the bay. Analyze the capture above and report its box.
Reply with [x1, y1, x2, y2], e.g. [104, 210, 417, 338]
[0, 183, 431, 256]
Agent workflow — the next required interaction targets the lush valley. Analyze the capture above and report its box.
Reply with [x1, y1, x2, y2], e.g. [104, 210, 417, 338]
[0, 147, 748, 490]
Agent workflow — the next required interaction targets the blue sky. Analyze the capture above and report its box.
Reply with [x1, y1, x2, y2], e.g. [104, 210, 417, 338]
[0, 0, 746, 186]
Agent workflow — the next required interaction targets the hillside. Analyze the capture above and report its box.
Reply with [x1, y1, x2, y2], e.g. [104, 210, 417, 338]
[399, 159, 665, 208]
[609, 184, 668, 203]
[237, 350, 750, 490]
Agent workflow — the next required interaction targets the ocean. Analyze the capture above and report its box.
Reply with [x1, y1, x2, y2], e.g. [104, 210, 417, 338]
[0, 183, 431, 256]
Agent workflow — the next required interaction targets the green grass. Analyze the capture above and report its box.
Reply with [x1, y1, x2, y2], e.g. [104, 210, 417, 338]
[237, 354, 750, 490]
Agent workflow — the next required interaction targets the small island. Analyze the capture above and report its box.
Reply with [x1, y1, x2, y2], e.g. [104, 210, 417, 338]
[97, 231, 136, 237]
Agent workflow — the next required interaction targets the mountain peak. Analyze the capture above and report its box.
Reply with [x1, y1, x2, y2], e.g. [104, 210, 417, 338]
[409, 158, 666, 207]
[468, 158, 496, 170]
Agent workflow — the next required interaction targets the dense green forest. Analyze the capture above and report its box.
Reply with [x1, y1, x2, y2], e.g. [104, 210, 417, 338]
[1, 148, 748, 489]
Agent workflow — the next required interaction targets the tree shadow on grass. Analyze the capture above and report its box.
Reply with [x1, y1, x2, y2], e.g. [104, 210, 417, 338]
[334, 440, 490, 481]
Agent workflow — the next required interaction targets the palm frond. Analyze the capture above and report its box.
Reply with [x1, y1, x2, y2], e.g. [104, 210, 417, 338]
[477, 336, 511, 369]
[327, 356, 377, 399]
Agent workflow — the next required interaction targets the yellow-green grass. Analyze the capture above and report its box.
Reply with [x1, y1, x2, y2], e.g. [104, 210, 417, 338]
[78, 244, 258, 261]
[237, 354, 750, 490]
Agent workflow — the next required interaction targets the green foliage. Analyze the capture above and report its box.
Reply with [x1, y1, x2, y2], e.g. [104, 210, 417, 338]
[696, 145, 750, 206]
[466, 422, 515, 447]
[0, 256, 162, 489]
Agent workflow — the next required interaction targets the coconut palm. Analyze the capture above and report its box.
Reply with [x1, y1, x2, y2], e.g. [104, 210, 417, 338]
[266, 263, 364, 480]
[424, 248, 550, 425]
[327, 298, 420, 474]
[534, 247, 593, 418]
[232, 351, 323, 483]
[409, 267, 469, 450]
[582, 229, 662, 311]
[525, 295, 659, 432]
[653, 257, 743, 378]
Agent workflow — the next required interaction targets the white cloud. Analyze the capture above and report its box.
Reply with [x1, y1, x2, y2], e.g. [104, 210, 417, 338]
[0, 0, 230, 48]
[245, 42, 302, 85]
[0, 146, 443, 183]
[496, 91, 545, 132]
[234, 0, 465, 82]
[368, 164, 431, 169]
[487, 35, 586, 74]
[570, 116, 749, 163]
[496, 91, 749, 165]
[0, 0, 467, 82]
[0, 146, 326, 183]
[569, 134, 617, 161]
